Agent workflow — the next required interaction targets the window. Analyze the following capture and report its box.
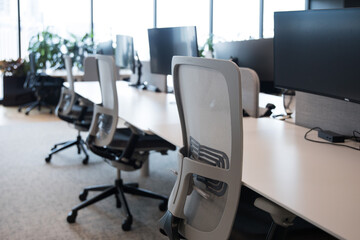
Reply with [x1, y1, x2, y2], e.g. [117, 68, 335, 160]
[263, 0, 305, 38]
[0, 0, 18, 60]
[157, 0, 209, 48]
[213, 0, 260, 42]
[93, 0, 153, 60]
[20, 0, 91, 59]
[3, 1, 309, 63]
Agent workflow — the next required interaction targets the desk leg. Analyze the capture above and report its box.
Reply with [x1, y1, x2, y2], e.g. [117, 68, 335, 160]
[141, 160, 149, 177]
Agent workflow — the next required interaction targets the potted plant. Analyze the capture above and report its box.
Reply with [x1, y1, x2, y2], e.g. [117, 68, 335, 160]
[64, 32, 94, 70]
[27, 29, 95, 71]
[0, 59, 35, 106]
[199, 34, 214, 58]
[28, 28, 64, 70]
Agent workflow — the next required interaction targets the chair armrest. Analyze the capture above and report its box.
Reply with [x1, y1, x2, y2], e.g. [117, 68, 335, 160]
[259, 103, 276, 118]
[55, 87, 76, 116]
[254, 197, 296, 227]
[118, 132, 140, 161]
[88, 104, 118, 147]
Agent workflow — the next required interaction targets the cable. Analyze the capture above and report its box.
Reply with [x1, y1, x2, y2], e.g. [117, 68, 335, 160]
[304, 127, 360, 151]
[352, 130, 360, 142]
[344, 130, 360, 142]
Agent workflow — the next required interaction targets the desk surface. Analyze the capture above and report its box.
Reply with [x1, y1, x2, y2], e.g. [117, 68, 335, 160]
[74, 81, 360, 240]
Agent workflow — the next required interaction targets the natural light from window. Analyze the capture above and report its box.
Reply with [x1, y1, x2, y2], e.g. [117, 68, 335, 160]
[263, 0, 305, 38]
[157, 0, 209, 48]
[213, 0, 260, 43]
[20, 0, 90, 58]
[93, 0, 153, 60]
[0, 0, 18, 60]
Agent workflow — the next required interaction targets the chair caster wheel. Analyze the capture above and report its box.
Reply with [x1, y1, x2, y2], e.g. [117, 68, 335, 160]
[82, 157, 89, 165]
[159, 200, 168, 211]
[25, 112, 29, 115]
[67, 211, 77, 223]
[18, 108, 21, 112]
[45, 155, 51, 163]
[122, 216, 132, 231]
[79, 190, 88, 201]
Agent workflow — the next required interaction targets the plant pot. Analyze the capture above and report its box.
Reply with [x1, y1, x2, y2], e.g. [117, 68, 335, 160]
[2, 75, 35, 106]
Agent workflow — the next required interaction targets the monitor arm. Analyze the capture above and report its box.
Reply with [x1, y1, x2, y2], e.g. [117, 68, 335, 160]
[129, 51, 143, 88]
[135, 51, 142, 86]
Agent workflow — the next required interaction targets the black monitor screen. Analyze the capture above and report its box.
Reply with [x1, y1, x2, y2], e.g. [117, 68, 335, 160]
[215, 38, 279, 94]
[96, 40, 114, 55]
[274, 8, 360, 103]
[115, 35, 135, 73]
[148, 26, 199, 75]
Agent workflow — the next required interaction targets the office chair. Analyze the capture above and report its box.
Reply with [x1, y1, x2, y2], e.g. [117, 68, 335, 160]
[45, 55, 93, 164]
[18, 53, 63, 115]
[66, 55, 176, 231]
[239, 67, 275, 118]
[83, 56, 100, 81]
[159, 57, 296, 240]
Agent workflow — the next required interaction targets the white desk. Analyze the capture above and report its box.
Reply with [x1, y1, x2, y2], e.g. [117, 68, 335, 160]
[74, 81, 360, 240]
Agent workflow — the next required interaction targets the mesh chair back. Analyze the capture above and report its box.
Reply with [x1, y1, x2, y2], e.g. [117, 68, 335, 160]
[87, 55, 118, 147]
[55, 55, 75, 116]
[64, 55, 74, 92]
[239, 67, 260, 118]
[83, 56, 100, 81]
[164, 56, 243, 240]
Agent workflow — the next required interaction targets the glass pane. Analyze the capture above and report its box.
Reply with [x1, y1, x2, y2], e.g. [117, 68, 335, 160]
[20, 0, 91, 60]
[0, 0, 19, 60]
[93, 0, 153, 60]
[263, 0, 305, 38]
[157, 0, 209, 48]
[213, 0, 259, 42]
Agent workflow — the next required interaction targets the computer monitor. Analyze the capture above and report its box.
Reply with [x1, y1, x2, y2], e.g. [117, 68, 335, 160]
[148, 26, 199, 75]
[274, 8, 360, 104]
[96, 40, 114, 55]
[115, 35, 135, 74]
[214, 38, 279, 94]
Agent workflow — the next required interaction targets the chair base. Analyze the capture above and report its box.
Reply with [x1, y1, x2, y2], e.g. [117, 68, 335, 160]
[18, 99, 53, 115]
[45, 134, 89, 164]
[67, 178, 168, 231]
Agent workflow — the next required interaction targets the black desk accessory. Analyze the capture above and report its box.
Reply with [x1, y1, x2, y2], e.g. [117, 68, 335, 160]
[129, 52, 143, 88]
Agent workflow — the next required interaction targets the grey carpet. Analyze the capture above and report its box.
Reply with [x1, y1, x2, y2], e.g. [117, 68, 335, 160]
[0, 121, 177, 240]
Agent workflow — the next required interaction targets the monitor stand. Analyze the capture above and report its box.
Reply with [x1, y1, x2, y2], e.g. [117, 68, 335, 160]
[273, 90, 295, 120]
[129, 52, 143, 88]
[128, 54, 161, 93]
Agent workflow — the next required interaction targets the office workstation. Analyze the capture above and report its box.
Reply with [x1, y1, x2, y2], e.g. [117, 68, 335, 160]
[71, 74, 359, 240]
[66, 8, 360, 240]
[1, 1, 360, 240]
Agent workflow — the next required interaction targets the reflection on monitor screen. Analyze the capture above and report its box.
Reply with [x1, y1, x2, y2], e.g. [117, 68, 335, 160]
[115, 35, 135, 74]
[148, 26, 199, 75]
[96, 40, 114, 56]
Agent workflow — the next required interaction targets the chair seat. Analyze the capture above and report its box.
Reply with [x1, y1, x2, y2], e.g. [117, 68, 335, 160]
[109, 128, 176, 151]
[58, 104, 93, 130]
[88, 128, 176, 164]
